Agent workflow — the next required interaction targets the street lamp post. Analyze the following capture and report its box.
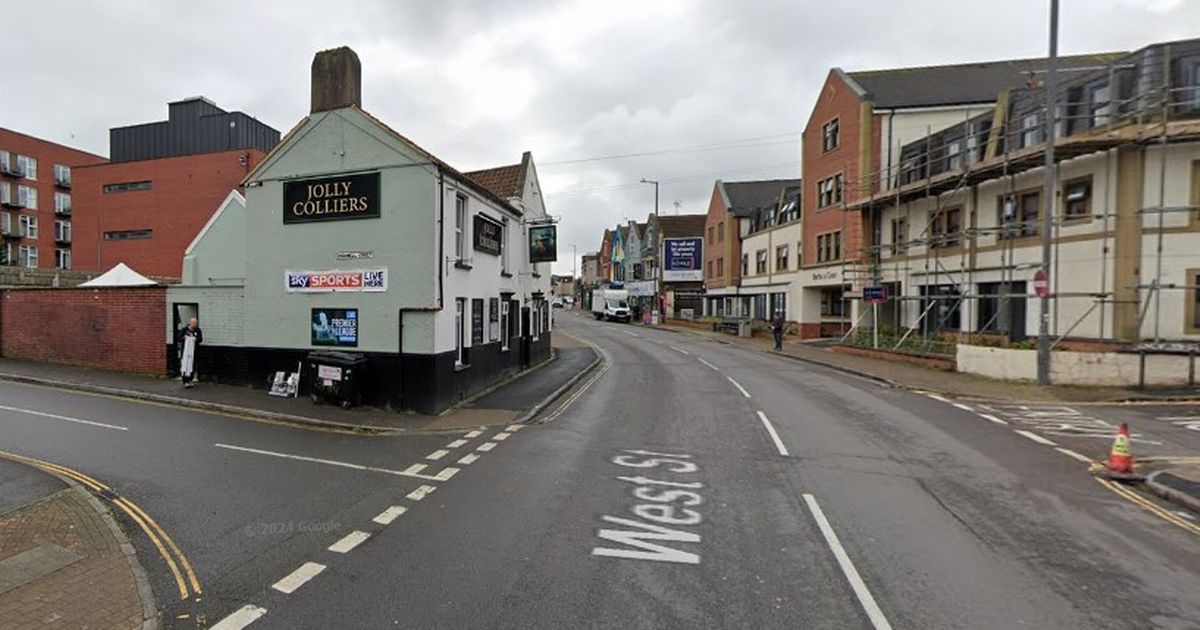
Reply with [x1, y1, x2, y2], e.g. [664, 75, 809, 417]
[640, 178, 660, 323]
[569, 244, 577, 307]
[1036, 0, 1059, 386]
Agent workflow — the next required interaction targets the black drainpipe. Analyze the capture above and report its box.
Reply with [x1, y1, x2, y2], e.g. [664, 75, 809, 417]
[437, 167, 445, 311]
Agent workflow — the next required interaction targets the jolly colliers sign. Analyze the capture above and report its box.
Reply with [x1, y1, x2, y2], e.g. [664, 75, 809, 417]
[283, 172, 381, 224]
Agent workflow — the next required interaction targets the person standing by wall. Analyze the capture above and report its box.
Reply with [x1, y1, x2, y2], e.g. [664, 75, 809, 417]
[770, 310, 785, 351]
[176, 317, 203, 388]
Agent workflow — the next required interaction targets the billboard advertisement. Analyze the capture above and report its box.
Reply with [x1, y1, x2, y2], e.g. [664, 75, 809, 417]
[311, 308, 359, 347]
[285, 269, 388, 293]
[529, 224, 557, 263]
[663, 238, 703, 282]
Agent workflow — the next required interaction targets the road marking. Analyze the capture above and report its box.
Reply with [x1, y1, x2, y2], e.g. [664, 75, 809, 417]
[213, 444, 451, 481]
[669, 346, 691, 355]
[697, 358, 720, 371]
[477, 442, 497, 452]
[925, 393, 951, 403]
[458, 453, 480, 465]
[328, 531, 370, 553]
[1054, 447, 1093, 463]
[407, 485, 436, 501]
[272, 562, 325, 594]
[952, 403, 973, 412]
[727, 377, 751, 398]
[539, 352, 612, 424]
[210, 605, 267, 630]
[756, 411, 790, 457]
[435, 467, 460, 481]
[446, 439, 468, 448]
[464, 430, 483, 439]
[373, 506, 407, 525]
[978, 414, 1008, 425]
[114, 496, 202, 596]
[1096, 478, 1200, 537]
[426, 450, 449, 461]
[1014, 430, 1057, 446]
[506, 424, 525, 431]
[594, 450, 704, 564]
[493, 432, 510, 441]
[803, 494, 893, 630]
[0, 404, 128, 431]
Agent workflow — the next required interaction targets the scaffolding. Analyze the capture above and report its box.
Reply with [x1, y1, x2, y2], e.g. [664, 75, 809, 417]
[831, 40, 1200, 354]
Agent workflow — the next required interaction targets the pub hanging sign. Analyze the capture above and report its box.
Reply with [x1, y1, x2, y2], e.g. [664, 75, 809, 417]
[473, 215, 502, 256]
[284, 172, 381, 224]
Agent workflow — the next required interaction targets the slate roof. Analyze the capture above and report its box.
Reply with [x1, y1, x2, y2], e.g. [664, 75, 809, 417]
[846, 52, 1127, 109]
[721, 179, 802, 216]
[464, 163, 523, 200]
[656, 214, 707, 239]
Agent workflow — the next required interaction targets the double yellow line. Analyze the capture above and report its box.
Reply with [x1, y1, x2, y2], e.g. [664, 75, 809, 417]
[1095, 477, 1200, 537]
[0, 450, 202, 600]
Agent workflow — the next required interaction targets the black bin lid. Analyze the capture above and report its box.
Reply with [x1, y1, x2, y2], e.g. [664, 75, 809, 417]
[306, 351, 367, 365]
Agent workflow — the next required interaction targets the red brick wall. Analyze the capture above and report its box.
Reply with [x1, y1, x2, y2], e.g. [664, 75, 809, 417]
[0, 128, 107, 270]
[703, 184, 740, 289]
[0, 287, 166, 375]
[801, 71, 866, 267]
[72, 148, 264, 278]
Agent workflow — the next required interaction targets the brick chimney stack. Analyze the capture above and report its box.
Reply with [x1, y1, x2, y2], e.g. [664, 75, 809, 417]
[311, 46, 362, 113]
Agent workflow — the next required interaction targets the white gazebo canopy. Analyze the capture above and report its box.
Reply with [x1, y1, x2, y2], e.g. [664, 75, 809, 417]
[78, 263, 157, 287]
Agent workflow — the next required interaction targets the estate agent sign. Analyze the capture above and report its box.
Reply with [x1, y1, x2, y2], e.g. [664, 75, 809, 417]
[663, 238, 703, 282]
[284, 172, 381, 224]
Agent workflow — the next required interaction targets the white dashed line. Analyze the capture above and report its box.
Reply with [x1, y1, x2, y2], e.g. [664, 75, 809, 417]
[210, 605, 267, 630]
[698, 358, 720, 371]
[803, 494, 893, 630]
[213, 444, 450, 481]
[272, 562, 325, 594]
[492, 432, 510, 441]
[0, 404, 129, 431]
[1014, 430, 1057, 446]
[1054, 447, 1093, 463]
[670, 346, 691, 355]
[464, 430, 483, 439]
[458, 453, 480, 465]
[756, 411, 790, 457]
[477, 442, 497, 452]
[402, 463, 428, 475]
[978, 414, 1008, 425]
[926, 393, 951, 403]
[727, 377, 751, 398]
[434, 467, 460, 481]
[446, 439, 468, 448]
[373, 506, 407, 525]
[952, 403, 973, 412]
[426, 450, 449, 461]
[328, 531, 370, 554]
[506, 424, 525, 431]
[407, 485, 437, 501]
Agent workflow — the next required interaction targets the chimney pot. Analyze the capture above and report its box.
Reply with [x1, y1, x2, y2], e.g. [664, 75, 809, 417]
[311, 46, 362, 113]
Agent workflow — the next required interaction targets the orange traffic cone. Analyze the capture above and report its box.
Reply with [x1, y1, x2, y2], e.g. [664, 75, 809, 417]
[1105, 423, 1136, 476]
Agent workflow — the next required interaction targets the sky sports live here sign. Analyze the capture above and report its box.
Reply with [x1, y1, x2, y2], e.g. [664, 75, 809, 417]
[286, 269, 388, 293]
[663, 238, 702, 282]
[284, 172, 380, 224]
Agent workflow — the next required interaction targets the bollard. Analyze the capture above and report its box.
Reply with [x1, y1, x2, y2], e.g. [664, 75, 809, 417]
[1138, 349, 1146, 390]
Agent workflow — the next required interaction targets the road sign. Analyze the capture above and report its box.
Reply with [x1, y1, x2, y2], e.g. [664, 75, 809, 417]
[1033, 269, 1049, 298]
[863, 286, 888, 304]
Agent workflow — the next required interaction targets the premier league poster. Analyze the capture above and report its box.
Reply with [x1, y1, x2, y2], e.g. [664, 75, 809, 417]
[312, 308, 359, 347]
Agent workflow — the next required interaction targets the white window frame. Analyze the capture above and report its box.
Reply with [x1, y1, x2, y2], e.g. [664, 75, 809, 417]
[19, 244, 37, 268]
[500, 218, 510, 274]
[532, 302, 541, 342]
[55, 248, 71, 270]
[0, 182, 10, 205]
[500, 300, 510, 351]
[455, 298, 466, 367]
[55, 220, 70, 243]
[18, 185, 37, 209]
[17, 155, 37, 180]
[55, 192, 71, 215]
[19, 215, 37, 239]
[1021, 113, 1040, 147]
[54, 164, 71, 186]
[454, 194, 467, 262]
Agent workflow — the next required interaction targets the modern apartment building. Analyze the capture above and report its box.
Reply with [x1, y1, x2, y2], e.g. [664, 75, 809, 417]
[0, 128, 106, 270]
[72, 97, 280, 278]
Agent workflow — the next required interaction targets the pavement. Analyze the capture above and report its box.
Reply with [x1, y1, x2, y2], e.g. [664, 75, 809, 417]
[0, 332, 599, 435]
[0, 459, 155, 629]
[0, 311, 1198, 628]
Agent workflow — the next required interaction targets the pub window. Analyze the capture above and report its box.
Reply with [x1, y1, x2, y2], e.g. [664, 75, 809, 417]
[822, 118, 840, 152]
[488, 297, 499, 342]
[755, 249, 767, 274]
[1064, 177, 1091, 218]
[775, 244, 789, 271]
[471, 298, 484, 346]
[454, 194, 467, 261]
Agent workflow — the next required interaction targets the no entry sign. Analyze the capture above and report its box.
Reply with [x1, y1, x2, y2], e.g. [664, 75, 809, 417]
[1033, 269, 1049, 298]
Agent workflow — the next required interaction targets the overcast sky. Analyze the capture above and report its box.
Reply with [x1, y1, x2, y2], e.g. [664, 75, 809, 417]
[4, 0, 1196, 274]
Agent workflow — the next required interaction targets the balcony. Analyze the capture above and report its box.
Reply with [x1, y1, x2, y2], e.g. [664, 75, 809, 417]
[55, 233, 71, 245]
[0, 162, 23, 178]
[0, 196, 23, 209]
[1, 226, 25, 239]
[54, 176, 71, 189]
[55, 204, 71, 216]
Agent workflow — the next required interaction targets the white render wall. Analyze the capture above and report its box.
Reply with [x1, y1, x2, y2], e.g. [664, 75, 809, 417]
[958, 344, 1198, 386]
[879, 106, 995, 190]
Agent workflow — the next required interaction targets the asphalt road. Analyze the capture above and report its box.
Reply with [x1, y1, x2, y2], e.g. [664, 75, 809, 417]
[2, 312, 1199, 629]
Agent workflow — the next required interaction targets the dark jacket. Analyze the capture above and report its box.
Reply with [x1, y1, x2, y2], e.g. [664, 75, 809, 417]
[176, 326, 203, 345]
[770, 316, 785, 331]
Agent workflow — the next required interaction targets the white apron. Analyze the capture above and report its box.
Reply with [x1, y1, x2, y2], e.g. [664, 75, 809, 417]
[181, 335, 197, 377]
